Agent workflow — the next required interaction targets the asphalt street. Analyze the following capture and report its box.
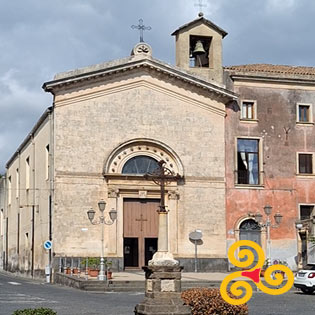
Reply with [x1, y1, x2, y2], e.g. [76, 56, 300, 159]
[0, 272, 314, 315]
[249, 290, 315, 315]
[0, 272, 143, 315]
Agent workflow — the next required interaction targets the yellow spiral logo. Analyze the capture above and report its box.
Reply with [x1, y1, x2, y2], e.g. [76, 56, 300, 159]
[220, 240, 294, 305]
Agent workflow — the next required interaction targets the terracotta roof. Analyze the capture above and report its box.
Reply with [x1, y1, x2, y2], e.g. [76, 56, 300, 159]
[171, 16, 228, 38]
[225, 64, 315, 76]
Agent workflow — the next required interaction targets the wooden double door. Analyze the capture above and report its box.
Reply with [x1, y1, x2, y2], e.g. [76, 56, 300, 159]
[123, 199, 159, 268]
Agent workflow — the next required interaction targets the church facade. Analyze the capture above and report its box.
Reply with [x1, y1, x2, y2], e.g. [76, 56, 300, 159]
[1, 15, 315, 276]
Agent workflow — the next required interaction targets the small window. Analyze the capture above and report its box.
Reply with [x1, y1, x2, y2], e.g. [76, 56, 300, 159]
[26, 157, 30, 190]
[122, 156, 159, 175]
[298, 153, 313, 174]
[8, 176, 11, 205]
[297, 103, 313, 123]
[237, 139, 260, 185]
[300, 205, 314, 220]
[0, 209, 3, 236]
[45, 145, 49, 180]
[241, 101, 257, 120]
[16, 168, 19, 198]
[25, 232, 29, 249]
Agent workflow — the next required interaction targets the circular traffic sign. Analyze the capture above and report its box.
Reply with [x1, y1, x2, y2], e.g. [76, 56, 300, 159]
[44, 240, 52, 250]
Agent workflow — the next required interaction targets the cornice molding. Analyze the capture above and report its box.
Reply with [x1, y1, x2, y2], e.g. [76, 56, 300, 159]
[43, 58, 237, 101]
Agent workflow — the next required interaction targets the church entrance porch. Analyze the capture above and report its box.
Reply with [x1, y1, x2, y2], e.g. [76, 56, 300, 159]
[123, 199, 159, 269]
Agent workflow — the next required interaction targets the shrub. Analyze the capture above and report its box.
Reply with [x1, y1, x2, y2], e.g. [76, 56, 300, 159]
[13, 308, 57, 315]
[181, 288, 248, 315]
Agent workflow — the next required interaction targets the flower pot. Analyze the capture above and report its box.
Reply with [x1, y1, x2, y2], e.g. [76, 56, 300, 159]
[89, 269, 99, 277]
[107, 271, 112, 280]
[275, 271, 285, 278]
[72, 268, 79, 274]
[65, 267, 71, 274]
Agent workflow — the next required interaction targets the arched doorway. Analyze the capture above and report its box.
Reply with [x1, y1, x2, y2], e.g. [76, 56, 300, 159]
[104, 139, 184, 269]
[122, 156, 160, 268]
[239, 219, 261, 265]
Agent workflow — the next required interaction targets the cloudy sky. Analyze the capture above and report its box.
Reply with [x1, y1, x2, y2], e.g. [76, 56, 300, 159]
[0, 0, 314, 173]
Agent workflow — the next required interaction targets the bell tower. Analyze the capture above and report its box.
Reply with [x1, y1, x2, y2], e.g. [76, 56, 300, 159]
[171, 13, 227, 84]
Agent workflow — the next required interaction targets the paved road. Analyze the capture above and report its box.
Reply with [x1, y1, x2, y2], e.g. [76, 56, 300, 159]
[248, 291, 315, 315]
[1, 272, 315, 314]
[0, 272, 143, 315]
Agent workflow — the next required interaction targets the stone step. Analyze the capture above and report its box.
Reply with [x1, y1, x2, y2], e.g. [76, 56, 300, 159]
[182, 282, 220, 289]
[108, 281, 145, 287]
[55, 273, 294, 293]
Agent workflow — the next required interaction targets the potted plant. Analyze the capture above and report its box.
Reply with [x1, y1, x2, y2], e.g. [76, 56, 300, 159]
[81, 258, 100, 277]
[260, 259, 269, 277]
[72, 267, 79, 274]
[64, 264, 71, 275]
[106, 261, 113, 280]
[272, 259, 288, 277]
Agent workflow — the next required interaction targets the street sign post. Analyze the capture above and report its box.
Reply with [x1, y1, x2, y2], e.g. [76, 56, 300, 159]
[189, 230, 203, 272]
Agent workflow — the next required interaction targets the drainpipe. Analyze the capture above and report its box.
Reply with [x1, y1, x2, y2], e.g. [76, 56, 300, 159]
[31, 205, 35, 277]
[48, 107, 54, 280]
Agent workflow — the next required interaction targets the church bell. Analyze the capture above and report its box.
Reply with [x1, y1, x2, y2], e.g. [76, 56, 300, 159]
[193, 40, 206, 55]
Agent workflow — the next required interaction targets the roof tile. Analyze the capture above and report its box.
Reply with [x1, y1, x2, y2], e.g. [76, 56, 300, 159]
[225, 64, 315, 76]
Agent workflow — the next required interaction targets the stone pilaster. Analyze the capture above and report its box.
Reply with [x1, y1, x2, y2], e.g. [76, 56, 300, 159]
[106, 188, 119, 255]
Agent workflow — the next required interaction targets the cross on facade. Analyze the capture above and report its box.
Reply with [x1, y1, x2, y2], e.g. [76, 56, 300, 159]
[144, 160, 182, 213]
[136, 214, 148, 232]
[131, 19, 152, 43]
[144, 160, 183, 257]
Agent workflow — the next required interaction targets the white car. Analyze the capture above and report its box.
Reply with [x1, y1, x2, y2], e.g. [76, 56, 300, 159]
[294, 264, 315, 294]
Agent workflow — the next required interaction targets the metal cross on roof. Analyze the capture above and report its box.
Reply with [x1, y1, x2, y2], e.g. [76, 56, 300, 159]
[194, 0, 207, 16]
[131, 19, 152, 43]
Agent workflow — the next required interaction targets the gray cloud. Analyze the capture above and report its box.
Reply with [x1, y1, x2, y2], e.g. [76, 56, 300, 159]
[1, 0, 315, 172]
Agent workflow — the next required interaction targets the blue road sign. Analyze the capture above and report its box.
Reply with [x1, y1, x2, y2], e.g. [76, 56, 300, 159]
[44, 240, 52, 250]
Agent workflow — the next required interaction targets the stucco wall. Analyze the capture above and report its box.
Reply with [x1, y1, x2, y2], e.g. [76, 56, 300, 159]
[0, 177, 5, 269]
[225, 80, 315, 269]
[4, 116, 51, 273]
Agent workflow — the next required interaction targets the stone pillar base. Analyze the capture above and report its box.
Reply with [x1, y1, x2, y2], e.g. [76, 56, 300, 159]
[134, 265, 191, 315]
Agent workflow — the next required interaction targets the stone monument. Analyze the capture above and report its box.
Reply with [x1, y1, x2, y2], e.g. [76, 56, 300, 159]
[134, 161, 191, 315]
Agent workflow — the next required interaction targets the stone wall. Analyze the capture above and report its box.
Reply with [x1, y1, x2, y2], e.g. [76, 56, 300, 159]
[52, 69, 227, 268]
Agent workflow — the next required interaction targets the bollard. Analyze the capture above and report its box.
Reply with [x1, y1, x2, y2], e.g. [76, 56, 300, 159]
[45, 265, 51, 283]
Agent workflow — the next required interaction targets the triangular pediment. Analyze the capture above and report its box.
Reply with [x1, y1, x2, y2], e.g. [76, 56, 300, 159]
[171, 16, 228, 38]
[42, 56, 236, 101]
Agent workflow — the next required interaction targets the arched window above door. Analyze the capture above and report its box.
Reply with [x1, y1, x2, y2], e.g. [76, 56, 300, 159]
[122, 156, 160, 175]
[104, 139, 184, 176]
[240, 219, 261, 231]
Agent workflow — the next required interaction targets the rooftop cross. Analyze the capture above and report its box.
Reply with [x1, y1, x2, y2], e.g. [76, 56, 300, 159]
[194, 0, 207, 17]
[131, 19, 152, 43]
